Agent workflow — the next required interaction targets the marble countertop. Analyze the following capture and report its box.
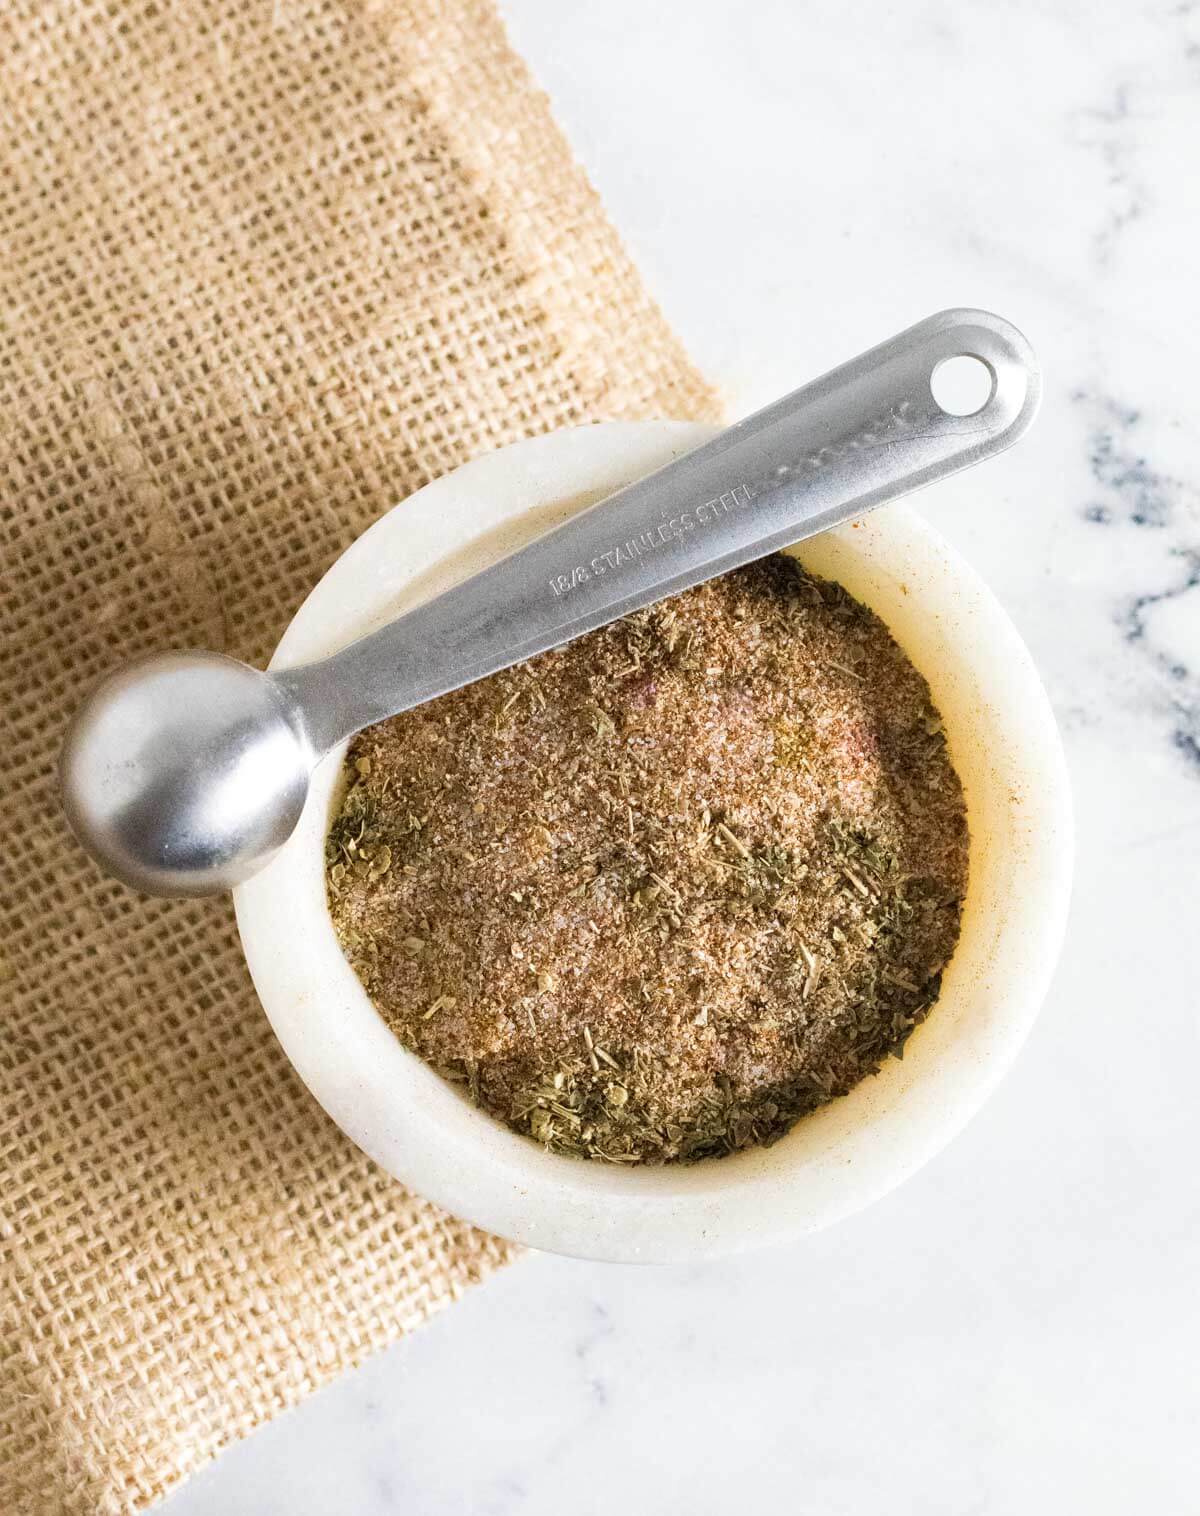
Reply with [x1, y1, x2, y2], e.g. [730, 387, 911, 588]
[165, 2, 1200, 1510]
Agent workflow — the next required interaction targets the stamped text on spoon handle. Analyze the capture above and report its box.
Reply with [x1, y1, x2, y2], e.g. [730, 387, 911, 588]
[548, 481, 755, 600]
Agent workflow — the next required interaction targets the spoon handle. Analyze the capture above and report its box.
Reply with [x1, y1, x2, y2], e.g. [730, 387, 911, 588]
[280, 308, 1038, 752]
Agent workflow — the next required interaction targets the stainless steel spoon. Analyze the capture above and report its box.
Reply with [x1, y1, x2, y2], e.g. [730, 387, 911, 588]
[60, 307, 1039, 897]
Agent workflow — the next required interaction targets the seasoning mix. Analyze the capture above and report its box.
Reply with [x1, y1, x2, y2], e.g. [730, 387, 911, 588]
[326, 556, 968, 1165]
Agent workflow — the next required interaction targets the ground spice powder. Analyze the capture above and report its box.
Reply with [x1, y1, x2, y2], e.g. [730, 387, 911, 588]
[326, 556, 968, 1164]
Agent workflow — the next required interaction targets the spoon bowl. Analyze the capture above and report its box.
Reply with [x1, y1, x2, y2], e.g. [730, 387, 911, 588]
[60, 651, 312, 897]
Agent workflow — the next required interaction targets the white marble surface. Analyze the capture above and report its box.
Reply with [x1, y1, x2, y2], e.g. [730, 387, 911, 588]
[165, 2, 1200, 1510]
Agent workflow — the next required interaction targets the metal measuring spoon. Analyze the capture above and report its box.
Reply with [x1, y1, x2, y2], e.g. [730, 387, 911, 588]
[60, 308, 1038, 897]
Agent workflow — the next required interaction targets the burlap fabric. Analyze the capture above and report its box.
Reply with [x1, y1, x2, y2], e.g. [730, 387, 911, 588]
[0, 2, 717, 1509]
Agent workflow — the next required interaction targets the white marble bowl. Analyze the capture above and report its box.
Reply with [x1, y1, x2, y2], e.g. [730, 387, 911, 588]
[234, 422, 1072, 1263]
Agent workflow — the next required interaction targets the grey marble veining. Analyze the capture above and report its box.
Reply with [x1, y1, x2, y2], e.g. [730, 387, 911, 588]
[164, 1, 1200, 1511]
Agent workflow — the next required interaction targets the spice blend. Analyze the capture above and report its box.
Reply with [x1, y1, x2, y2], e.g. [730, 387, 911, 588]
[326, 556, 968, 1164]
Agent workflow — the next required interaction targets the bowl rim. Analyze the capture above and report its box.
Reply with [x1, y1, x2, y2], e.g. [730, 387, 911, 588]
[234, 420, 1073, 1263]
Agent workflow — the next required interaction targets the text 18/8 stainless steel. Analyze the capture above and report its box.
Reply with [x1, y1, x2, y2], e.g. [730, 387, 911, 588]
[59, 308, 1039, 897]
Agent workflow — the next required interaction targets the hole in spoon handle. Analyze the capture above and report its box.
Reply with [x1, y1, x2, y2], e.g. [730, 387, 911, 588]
[930, 353, 996, 416]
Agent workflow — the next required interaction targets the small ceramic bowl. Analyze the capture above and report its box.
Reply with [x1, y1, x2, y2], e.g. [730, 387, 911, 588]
[234, 421, 1072, 1263]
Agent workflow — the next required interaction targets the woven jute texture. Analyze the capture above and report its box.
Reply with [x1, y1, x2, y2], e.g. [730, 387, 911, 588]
[0, 2, 717, 1509]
